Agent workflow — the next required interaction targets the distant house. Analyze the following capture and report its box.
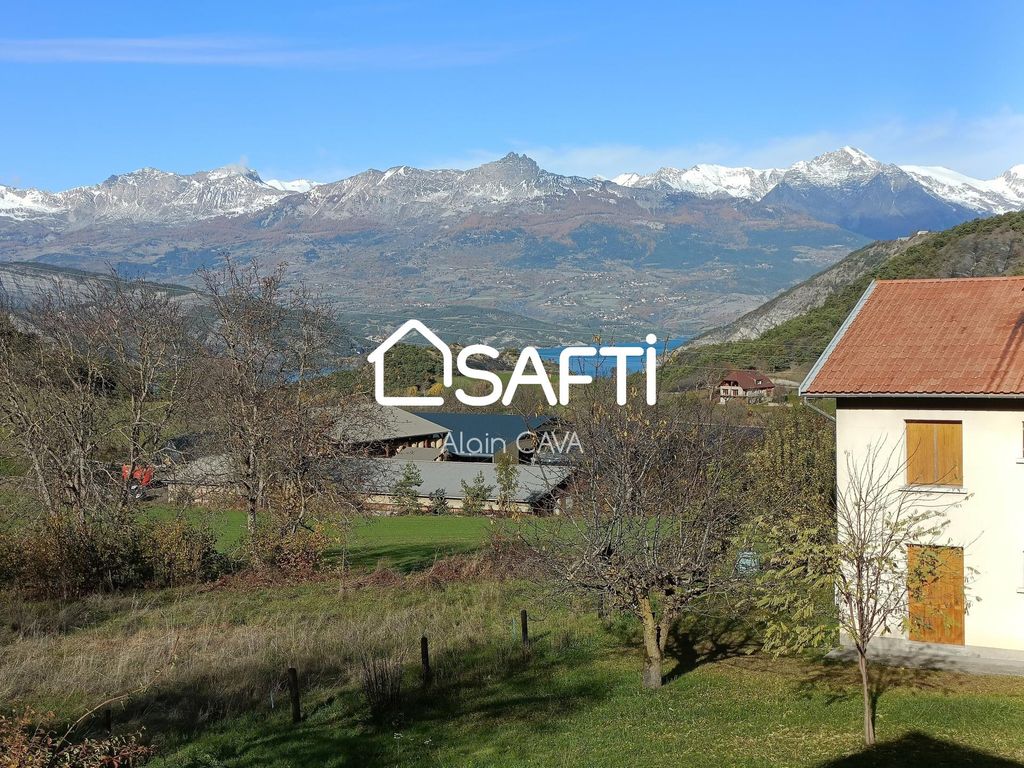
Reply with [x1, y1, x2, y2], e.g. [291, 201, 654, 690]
[801, 276, 1024, 652]
[717, 370, 775, 403]
[363, 459, 571, 515]
[410, 411, 554, 463]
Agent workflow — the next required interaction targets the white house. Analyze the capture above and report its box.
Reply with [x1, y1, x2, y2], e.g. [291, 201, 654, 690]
[717, 369, 775, 403]
[801, 276, 1024, 652]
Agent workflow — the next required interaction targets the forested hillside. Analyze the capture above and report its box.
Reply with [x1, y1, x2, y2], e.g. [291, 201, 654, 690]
[663, 211, 1024, 386]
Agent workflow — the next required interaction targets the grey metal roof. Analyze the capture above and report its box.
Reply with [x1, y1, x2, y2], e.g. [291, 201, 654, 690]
[365, 459, 570, 502]
[409, 411, 551, 458]
[165, 453, 237, 486]
[394, 445, 444, 460]
[329, 404, 449, 444]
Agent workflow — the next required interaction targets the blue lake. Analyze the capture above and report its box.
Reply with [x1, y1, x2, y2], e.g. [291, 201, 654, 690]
[535, 336, 690, 377]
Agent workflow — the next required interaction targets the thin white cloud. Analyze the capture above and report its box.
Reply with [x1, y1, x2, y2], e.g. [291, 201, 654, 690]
[442, 111, 1024, 180]
[0, 36, 515, 69]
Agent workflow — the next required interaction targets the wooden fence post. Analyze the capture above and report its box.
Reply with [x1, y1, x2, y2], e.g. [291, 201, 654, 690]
[287, 666, 301, 723]
[421, 635, 432, 685]
[520, 609, 529, 648]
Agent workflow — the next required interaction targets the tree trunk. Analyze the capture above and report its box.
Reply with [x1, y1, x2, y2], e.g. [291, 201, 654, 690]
[638, 597, 663, 689]
[857, 648, 875, 745]
[642, 652, 663, 689]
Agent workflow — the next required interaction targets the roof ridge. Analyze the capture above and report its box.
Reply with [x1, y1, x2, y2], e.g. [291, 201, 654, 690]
[803, 277, 1024, 398]
[875, 275, 1024, 285]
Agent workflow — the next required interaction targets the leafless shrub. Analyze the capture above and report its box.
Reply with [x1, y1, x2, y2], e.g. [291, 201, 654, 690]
[0, 708, 154, 768]
[359, 653, 405, 720]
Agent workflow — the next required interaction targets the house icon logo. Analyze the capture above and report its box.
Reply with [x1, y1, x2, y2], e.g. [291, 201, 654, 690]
[367, 319, 453, 406]
[369, 319, 660, 408]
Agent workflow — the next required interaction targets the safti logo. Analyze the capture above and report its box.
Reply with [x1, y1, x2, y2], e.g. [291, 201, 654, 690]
[367, 319, 658, 408]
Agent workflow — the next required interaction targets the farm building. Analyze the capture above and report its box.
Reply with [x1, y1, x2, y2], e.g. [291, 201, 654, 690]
[361, 459, 571, 515]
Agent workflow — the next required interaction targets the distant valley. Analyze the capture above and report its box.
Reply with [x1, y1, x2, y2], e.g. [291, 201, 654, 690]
[1, 147, 1021, 346]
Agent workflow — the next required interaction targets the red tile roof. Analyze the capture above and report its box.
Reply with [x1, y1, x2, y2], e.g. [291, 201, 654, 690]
[802, 277, 1024, 397]
[720, 370, 774, 390]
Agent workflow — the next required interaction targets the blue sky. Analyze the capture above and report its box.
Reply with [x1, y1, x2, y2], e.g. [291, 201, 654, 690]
[2, 0, 1023, 190]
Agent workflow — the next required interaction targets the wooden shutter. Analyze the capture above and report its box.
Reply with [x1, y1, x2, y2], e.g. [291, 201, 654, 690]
[906, 422, 937, 485]
[906, 420, 962, 486]
[908, 545, 965, 645]
[935, 422, 963, 486]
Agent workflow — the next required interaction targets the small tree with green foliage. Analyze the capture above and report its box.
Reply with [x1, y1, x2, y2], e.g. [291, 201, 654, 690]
[494, 451, 520, 516]
[460, 471, 494, 516]
[391, 462, 423, 514]
[525, 385, 748, 689]
[428, 488, 450, 515]
[757, 441, 959, 746]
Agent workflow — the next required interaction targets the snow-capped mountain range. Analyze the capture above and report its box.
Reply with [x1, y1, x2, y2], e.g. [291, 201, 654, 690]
[612, 165, 784, 200]
[2, 147, 1020, 232]
[2, 146, 1022, 340]
[0, 166, 300, 223]
[614, 146, 1024, 214]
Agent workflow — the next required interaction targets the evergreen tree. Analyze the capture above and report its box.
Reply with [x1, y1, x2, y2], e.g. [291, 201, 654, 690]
[428, 488, 450, 515]
[391, 462, 423, 514]
[495, 451, 520, 516]
[460, 471, 494, 515]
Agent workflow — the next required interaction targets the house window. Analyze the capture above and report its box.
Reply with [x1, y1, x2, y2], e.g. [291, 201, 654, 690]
[906, 420, 963, 487]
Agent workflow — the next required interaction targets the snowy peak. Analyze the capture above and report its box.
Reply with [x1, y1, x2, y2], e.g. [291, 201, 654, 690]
[900, 164, 1024, 214]
[614, 164, 782, 200]
[0, 184, 61, 219]
[203, 165, 265, 184]
[783, 147, 888, 188]
[611, 172, 643, 187]
[1000, 165, 1024, 199]
[265, 178, 320, 194]
[31, 165, 292, 224]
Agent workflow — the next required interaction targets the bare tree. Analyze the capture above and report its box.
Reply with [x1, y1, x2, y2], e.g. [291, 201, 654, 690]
[525, 384, 747, 689]
[198, 259, 372, 548]
[198, 260, 287, 534]
[88, 276, 202, 509]
[759, 441, 960, 745]
[0, 285, 112, 523]
[0, 277, 197, 521]
[0, 276, 201, 595]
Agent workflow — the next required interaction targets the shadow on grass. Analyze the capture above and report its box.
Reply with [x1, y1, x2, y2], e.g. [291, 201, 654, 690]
[793, 649, 956, 743]
[662, 614, 761, 684]
[817, 731, 1024, 767]
[329, 542, 481, 574]
[96, 629, 607, 767]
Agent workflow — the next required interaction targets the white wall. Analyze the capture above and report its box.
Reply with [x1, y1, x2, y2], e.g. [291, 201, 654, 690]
[837, 402, 1024, 650]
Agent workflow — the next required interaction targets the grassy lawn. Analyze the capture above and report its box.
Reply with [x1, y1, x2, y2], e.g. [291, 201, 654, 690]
[4, 572, 1024, 768]
[145, 505, 497, 572]
[155, 649, 1024, 768]
[5, 514, 1024, 767]
[345, 514, 497, 572]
